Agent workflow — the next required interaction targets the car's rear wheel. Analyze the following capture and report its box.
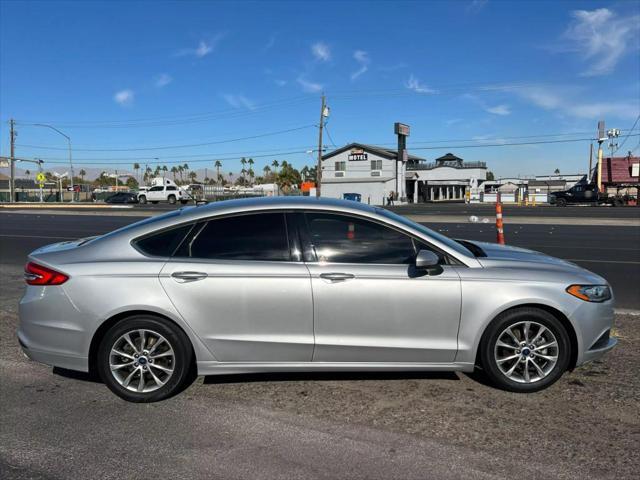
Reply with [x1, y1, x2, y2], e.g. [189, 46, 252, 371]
[138, 195, 147, 204]
[168, 195, 176, 205]
[97, 316, 194, 402]
[479, 307, 571, 392]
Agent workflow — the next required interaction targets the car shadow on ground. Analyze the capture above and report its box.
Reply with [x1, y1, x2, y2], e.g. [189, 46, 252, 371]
[203, 370, 460, 385]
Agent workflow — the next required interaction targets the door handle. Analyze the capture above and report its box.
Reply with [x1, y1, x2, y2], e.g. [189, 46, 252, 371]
[319, 272, 355, 282]
[171, 271, 208, 282]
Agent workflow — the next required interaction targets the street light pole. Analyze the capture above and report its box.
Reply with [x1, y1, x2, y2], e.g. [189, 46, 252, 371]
[34, 124, 75, 202]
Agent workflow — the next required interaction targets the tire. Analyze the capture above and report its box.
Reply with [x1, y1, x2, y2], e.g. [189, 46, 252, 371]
[97, 315, 195, 402]
[180, 200, 188, 205]
[479, 307, 571, 393]
[555, 198, 567, 207]
[168, 195, 176, 205]
[613, 198, 624, 207]
[151, 201, 158, 204]
[138, 195, 147, 204]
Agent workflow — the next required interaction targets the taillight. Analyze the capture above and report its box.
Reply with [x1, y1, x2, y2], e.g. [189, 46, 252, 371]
[24, 262, 69, 286]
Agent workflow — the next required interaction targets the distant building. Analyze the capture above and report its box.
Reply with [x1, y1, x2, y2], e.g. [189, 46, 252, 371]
[321, 144, 487, 205]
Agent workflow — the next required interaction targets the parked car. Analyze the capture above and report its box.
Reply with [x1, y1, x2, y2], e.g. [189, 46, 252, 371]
[342, 193, 362, 202]
[19, 197, 616, 402]
[137, 185, 190, 205]
[104, 192, 139, 204]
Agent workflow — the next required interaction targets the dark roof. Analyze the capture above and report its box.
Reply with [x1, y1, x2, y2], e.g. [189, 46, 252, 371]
[528, 180, 566, 187]
[322, 143, 426, 162]
[601, 156, 640, 185]
[435, 153, 464, 162]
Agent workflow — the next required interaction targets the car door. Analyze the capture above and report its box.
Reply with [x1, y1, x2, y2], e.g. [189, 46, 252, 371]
[146, 186, 163, 201]
[298, 211, 462, 363]
[159, 211, 314, 362]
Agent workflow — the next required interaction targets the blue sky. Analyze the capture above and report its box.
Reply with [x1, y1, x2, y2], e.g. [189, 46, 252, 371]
[1, 0, 639, 179]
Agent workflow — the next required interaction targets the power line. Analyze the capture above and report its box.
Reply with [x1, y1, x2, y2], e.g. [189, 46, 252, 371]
[15, 125, 316, 152]
[613, 115, 640, 154]
[23, 149, 312, 166]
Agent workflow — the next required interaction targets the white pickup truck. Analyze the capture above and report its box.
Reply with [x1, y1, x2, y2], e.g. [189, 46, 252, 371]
[137, 185, 191, 205]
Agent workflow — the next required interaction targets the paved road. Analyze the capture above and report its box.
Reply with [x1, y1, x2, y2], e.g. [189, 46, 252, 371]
[1, 212, 638, 309]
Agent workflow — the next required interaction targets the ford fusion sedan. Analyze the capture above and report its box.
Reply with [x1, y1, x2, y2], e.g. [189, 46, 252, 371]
[18, 197, 616, 402]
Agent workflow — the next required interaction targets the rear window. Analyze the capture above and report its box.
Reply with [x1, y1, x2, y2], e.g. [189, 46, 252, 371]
[134, 223, 194, 257]
[177, 213, 290, 261]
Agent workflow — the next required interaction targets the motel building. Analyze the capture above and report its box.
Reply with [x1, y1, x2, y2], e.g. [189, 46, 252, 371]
[321, 143, 488, 205]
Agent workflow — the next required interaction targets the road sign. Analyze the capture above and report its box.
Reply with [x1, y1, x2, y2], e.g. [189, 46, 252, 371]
[36, 172, 46, 182]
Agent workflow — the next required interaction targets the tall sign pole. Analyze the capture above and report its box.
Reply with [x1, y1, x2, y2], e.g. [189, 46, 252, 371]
[9, 119, 16, 203]
[316, 94, 326, 197]
[596, 120, 605, 192]
[394, 122, 410, 203]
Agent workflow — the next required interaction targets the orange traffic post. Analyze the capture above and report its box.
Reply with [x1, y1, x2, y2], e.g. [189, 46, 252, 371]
[496, 201, 505, 245]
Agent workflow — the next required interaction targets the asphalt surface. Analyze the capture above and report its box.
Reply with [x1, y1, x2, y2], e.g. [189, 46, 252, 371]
[1, 211, 638, 309]
[1, 209, 639, 479]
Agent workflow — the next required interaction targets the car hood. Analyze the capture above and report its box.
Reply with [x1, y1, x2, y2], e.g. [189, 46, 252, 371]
[462, 240, 580, 269]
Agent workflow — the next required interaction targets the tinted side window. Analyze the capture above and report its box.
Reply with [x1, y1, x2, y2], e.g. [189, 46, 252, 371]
[305, 213, 416, 264]
[185, 213, 289, 261]
[149, 186, 163, 192]
[134, 224, 194, 257]
[167, 186, 177, 191]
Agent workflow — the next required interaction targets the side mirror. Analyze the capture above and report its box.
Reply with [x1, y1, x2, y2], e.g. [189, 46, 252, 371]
[415, 250, 440, 269]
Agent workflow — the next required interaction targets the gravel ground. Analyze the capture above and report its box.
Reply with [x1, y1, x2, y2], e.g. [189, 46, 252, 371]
[1, 263, 638, 479]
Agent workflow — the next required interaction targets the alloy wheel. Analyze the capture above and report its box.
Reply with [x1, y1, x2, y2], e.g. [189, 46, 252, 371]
[494, 321, 559, 384]
[109, 329, 175, 393]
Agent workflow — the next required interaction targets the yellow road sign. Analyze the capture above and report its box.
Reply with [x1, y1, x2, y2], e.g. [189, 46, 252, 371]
[36, 172, 46, 182]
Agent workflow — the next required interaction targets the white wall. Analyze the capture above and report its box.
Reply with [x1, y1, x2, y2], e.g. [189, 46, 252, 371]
[412, 166, 487, 181]
[321, 179, 394, 205]
[322, 151, 396, 179]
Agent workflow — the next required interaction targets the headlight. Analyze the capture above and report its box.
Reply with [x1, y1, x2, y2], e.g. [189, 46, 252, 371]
[566, 284, 612, 302]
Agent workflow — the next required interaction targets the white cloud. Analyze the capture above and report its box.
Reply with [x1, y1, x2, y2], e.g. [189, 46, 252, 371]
[264, 34, 276, 50]
[274, 79, 287, 87]
[562, 8, 640, 76]
[155, 73, 172, 88]
[351, 50, 370, 81]
[472, 135, 507, 145]
[177, 34, 224, 58]
[113, 89, 134, 106]
[405, 74, 437, 94]
[514, 85, 638, 119]
[297, 76, 323, 93]
[221, 94, 255, 110]
[486, 104, 511, 116]
[467, 0, 488, 14]
[311, 42, 331, 62]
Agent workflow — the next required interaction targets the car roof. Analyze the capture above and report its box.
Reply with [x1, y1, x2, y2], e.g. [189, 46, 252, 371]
[179, 196, 380, 220]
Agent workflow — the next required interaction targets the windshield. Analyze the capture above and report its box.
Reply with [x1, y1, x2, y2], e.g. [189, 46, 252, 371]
[375, 208, 474, 258]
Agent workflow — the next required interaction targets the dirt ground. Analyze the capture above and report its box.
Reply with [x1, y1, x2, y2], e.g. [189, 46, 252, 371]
[1, 263, 638, 479]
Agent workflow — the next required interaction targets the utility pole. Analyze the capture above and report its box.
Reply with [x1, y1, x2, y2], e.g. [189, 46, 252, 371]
[588, 143, 593, 182]
[9, 119, 16, 203]
[316, 94, 327, 197]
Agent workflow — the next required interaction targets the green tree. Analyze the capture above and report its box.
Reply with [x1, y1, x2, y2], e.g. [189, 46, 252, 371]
[486, 171, 495, 181]
[271, 159, 279, 174]
[79, 169, 86, 182]
[126, 177, 139, 189]
[554, 168, 560, 175]
[24, 169, 31, 179]
[133, 163, 140, 182]
[189, 171, 197, 183]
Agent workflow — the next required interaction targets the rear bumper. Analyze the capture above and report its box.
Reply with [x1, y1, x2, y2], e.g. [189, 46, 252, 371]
[18, 332, 89, 372]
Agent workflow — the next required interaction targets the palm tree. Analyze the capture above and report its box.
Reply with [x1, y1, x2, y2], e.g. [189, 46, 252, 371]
[144, 166, 152, 184]
[182, 163, 189, 182]
[79, 169, 86, 183]
[171, 166, 178, 181]
[25, 169, 31, 180]
[271, 160, 279, 174]
[214, 160, 222, 185]
[240, 168, 247, 185]
[263, 165, 271, 178]
[162, 165, 168, 179]
[228, 172, 233, 185]
[177, 165, 184, 184]
[554, 168, 560, 175]
[133, 163, 140, 183]
[189, 171, 197, 183]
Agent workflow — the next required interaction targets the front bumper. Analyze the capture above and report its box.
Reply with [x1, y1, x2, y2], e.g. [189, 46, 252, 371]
[571, 299, 617, 367]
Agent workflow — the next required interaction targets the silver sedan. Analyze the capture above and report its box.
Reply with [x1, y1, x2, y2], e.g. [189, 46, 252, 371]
[18, 197, 617, 402]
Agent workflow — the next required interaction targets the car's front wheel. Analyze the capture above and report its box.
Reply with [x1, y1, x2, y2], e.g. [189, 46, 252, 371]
[556, 198, 567, 207]
[97, 316, 195, 402]
[479, 307, 571, 392]
[138, 195, 147, 204]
